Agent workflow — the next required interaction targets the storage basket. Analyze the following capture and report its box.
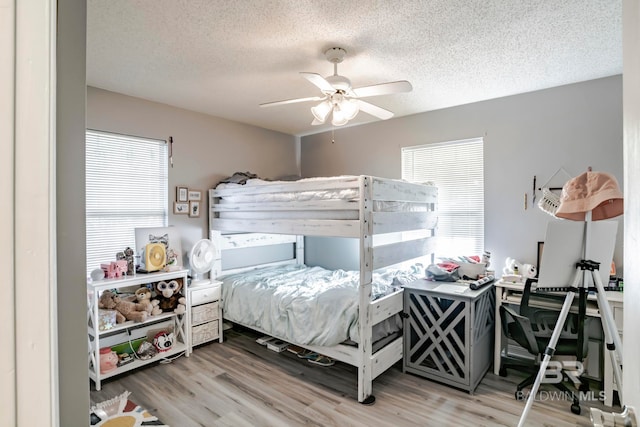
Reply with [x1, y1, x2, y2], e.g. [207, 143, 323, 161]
[192, 321, 219, 346]
[191, 302, 218, 324]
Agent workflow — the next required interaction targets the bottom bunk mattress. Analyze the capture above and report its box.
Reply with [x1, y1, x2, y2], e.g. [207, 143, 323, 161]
[220, 264, 421, 347]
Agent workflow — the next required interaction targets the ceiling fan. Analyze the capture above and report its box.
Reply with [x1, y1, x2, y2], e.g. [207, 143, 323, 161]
[260, 47, 412, 127]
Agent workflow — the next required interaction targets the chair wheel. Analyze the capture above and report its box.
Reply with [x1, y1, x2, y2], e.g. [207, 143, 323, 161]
[571, 403, 581, 415]
[515, 391, 524, 400]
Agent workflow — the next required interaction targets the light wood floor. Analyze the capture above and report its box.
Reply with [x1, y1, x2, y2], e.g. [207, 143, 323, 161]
[90, 327, 614, 427]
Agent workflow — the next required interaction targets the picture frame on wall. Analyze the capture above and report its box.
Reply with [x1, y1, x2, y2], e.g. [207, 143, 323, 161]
[188, 189, 202, 201]
[536, 241, 544, 277]
[189, 201, 201, 217]
[176, 186, 188, 202]
[173, 202, 189, 214]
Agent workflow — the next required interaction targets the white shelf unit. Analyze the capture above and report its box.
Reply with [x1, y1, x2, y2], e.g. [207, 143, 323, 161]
[87, 269, 190, 391]
[188, 280, 223, 348]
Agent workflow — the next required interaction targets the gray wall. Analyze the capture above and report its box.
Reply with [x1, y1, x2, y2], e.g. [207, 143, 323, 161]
[301, 76, 624, 276]
[57, 1, 89, 426]
[87, 87, 299, 257]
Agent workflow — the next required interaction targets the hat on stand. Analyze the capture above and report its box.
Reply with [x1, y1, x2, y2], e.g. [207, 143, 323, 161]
[555, 171, 623, 221]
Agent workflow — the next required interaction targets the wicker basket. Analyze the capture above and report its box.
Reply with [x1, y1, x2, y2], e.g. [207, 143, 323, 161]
[192, 321, 219, 346]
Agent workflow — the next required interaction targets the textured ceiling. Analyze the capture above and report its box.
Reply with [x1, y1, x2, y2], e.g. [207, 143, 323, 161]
[87, 0, 622, 137]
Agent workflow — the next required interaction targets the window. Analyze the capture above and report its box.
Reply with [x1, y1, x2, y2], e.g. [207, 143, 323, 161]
[402, 137, 484, 258]
[86, 130, 168, 276]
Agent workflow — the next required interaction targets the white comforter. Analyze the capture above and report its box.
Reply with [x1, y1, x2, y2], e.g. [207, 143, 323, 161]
[220, 264, 419, 346]
[215, 176, 360, 203]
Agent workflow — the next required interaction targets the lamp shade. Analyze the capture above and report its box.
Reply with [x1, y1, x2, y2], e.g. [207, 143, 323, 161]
[331, 107, 349, 126]
[311, 100, 332, 123]
[340, 98, 359, 120]
[555, 171, 623, 221]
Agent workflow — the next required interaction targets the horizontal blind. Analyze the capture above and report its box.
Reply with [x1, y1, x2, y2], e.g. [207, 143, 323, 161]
[86, 130, 168, 276]
[402, 137, 484, 258]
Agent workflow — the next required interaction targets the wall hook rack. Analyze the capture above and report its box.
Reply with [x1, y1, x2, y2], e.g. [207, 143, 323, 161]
[533, 167, 574, 209]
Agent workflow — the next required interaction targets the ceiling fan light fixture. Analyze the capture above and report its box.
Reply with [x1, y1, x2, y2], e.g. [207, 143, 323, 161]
[331, 107, 349, 126]
[311, 99, 332, 123]
[261, 47, 412, 129]
[340, 98, 359, 121]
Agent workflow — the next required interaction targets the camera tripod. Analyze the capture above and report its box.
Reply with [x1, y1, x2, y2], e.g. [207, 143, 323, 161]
[517, 257, 623, 427]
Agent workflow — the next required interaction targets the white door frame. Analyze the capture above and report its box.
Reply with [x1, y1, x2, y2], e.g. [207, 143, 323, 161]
[1, 0, 58, 426]
[623, 0, 640, 410]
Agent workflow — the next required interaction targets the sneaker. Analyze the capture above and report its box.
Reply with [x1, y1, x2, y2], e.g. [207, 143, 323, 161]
[307, 354, 335, 367]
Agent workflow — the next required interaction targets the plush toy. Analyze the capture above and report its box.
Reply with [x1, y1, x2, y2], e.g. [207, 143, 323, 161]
[153, 280, 186, 315]
[98, 289, 149, 323]
[135, 287, 162, 316]
[503, 257, 537, 279]
[153, 331, 174, 352]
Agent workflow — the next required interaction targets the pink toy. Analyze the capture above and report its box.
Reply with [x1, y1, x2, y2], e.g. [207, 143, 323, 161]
[114, 259, 128, 276]
[100, 260, 128, 278]
[99, 347, 118, 373]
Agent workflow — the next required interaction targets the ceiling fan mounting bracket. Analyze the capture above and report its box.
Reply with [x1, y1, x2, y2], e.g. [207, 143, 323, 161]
[325, 47, 346, 64]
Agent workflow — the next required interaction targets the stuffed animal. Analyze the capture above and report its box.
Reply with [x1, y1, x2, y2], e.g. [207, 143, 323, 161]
[135, 287, 162, 316]
[153, 331, 174, 352]
[98, 289, 149, 323]
[153, 280, 186, 315]
[503, 257, 537, 279]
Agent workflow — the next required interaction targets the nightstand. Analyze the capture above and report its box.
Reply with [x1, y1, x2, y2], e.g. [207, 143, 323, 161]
[403, 279, 495, 393]
[188, 280, 222, 349]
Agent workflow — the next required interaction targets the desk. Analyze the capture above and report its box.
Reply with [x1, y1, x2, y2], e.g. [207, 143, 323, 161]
[403, 280, 495, 393]
[494, 280, 624, 407]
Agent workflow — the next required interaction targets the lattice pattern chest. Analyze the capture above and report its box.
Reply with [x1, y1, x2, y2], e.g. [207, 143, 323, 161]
[402, 279, 495, 393]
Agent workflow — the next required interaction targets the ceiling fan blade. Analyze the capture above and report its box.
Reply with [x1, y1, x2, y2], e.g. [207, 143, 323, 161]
[356, 100, 394, 120]
[300, 72, 335, 93]
[260, 95, 325, 108]
[352, 80, 412, 98]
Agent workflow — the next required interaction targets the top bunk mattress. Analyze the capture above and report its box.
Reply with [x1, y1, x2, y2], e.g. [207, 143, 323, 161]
[210, 175, 437, 236]
[215, 176, 361, 204]
[212, 175, 436, 217]
[219, 263, 421, 347]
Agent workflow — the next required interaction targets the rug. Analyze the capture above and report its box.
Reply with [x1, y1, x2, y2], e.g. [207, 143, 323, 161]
[90, 391, 169, 426]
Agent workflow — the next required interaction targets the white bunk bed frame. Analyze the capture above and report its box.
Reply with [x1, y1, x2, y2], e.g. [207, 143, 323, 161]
[208, 175, 437, 404]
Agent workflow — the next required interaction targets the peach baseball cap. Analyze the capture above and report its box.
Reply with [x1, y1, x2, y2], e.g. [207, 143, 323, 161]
[555, 171, 623, 221]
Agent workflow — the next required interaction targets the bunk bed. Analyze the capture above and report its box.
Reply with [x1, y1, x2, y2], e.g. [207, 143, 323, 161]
[208, 175, 437, 404]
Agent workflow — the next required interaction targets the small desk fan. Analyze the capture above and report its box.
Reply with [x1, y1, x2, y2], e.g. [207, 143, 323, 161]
[188, 238, 217, 287]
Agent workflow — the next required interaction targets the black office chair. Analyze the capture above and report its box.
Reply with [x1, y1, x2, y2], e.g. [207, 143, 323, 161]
[499, 279, 590, 415]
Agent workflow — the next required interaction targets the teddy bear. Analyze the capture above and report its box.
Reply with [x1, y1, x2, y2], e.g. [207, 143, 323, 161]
[98, 289, 149, 323]
[153, 280, 186, 315]
[134, 287, 162, 316]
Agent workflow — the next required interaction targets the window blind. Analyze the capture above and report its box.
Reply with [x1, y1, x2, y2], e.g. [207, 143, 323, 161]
[86, 130, 168, 276]
[402, 137, 484, 258]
